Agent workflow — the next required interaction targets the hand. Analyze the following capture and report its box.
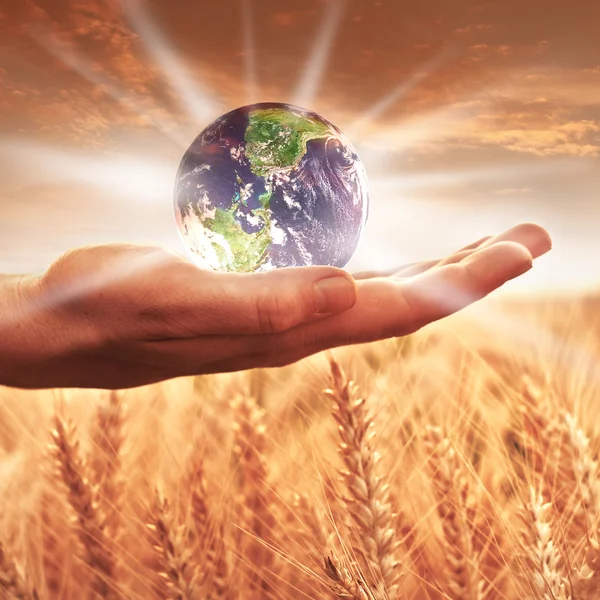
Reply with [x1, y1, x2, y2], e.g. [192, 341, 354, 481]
[0, 223, 551, 389]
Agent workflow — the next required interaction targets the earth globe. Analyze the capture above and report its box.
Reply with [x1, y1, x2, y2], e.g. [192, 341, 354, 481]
[174, 102, 369, 272]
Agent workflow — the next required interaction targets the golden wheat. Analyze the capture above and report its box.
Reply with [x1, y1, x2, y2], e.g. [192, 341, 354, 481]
[422, 425, 486, 599]
[49, 413, 118, 599]
[146, 492, 197, 600]
[519, 487, 569, 599]
[325, 358, 401, 599]
[0, 540, 38, 600]
[0, 298, 599, 599]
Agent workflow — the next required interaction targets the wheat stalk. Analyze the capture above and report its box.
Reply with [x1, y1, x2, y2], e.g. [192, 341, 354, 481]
[571, 538, 600, 599]
[519, 487, 570, 600]
[231, 394, 279, 595]
[324, 554, 377, 600]
[518, 376, 600, 587]
[49, 413, 118, 599]
[147, 492, 197, 600]
[186, 453, 236, 599]
[188, 455, 210, 545]
[90, 390, 124, 542]
[325, 357, 401, 599]
[423, 425, 485, 600]
[0, 541, 38, 600]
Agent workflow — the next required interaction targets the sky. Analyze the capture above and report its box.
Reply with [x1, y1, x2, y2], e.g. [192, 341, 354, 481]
[0, 0, 599, 294]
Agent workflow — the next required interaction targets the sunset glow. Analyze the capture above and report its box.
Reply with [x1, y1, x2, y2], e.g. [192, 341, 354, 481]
[0, 0, 599, 293]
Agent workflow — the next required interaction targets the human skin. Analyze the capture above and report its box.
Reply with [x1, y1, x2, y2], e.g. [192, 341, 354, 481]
[0, 223, 551, 390]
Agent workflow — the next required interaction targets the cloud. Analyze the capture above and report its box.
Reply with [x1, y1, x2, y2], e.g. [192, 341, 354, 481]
[0, 1, 206, 147]
[358, 60, 600, 160]
[452, 23, 494, 36]
[426, 115, 600, 158]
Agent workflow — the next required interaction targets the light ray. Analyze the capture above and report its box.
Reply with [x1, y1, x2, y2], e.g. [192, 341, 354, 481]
[241, 0, 259, 103]
[348, 47, 460, 135]
[292, 0, 345, 108]
[0, 139, 174, 204]
[120, 0, 222, 126]
[354, 99, 484, 158]
[369, 158, 589, 193]
[0, 247, 179, 330]
[28, 24, 188, 149]
[463, 300, 600, 392]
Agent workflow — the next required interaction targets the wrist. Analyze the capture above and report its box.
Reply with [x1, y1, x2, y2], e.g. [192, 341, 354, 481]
[0, 275, 61, 388]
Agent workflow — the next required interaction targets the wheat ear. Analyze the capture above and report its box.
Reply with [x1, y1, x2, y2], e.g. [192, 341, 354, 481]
[0, 541, 38, 600]
[231, 394, 279, 595]
[572, 538, 600, 599]
[325, 357, 401, 599]
[423, 425, 484, 600]
[90, 390, 124, 542]
[147, 492, 197, 600]
[186, 454, 236, 600]
[520, 377, 600, 560]
[324, 554, 376, 600]
[520, 487, 570, 600]
[49, 413, 117, 599]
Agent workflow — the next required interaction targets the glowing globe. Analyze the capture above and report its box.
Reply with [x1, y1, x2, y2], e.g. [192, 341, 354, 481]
[174, 102, 369, 272]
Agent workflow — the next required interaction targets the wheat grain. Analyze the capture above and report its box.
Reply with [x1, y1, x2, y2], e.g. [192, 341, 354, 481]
[324, 554, 377, 600]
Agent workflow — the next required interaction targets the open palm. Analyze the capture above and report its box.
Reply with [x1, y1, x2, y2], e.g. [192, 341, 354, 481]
[1, 223, 551, 389]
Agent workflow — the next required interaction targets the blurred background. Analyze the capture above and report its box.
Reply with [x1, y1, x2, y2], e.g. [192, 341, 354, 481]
[0, 0, 599, 293]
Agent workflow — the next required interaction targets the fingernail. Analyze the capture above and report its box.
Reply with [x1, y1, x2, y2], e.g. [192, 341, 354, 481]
[313, 275, 356, 314]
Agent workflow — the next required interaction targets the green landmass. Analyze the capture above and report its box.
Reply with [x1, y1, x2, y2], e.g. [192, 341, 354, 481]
[194, 107, 328, 272]
[196, 188, 273, 272]
[245, 108, 331, 177]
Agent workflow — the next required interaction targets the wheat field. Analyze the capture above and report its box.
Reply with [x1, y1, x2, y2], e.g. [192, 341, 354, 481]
[2, 295, 600, 600]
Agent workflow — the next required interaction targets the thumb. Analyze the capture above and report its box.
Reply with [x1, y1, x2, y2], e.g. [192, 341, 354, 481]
[226, 266, 357, 334]
[165, 265, 358, 337]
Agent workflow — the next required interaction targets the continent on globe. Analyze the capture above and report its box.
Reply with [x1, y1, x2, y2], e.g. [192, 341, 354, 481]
[174, 102, 369, 272]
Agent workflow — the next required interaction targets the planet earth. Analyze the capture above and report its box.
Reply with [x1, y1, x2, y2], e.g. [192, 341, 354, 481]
[174, 102, 369, 272]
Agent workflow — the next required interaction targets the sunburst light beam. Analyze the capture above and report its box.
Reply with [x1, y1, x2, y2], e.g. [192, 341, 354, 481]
[292, 0, 345, 108]
[241, 0, 259, 103]
[28, 24, 188, 149]
[369, 158, 589, 193]
[120, 0, 222, 127]
[0, 139, 174, 204]
[347, 47, 460, 135]
[355, 97, 492, 159]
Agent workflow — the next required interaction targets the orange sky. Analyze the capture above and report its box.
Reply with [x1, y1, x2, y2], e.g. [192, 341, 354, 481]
[1, 0, 599, 293]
